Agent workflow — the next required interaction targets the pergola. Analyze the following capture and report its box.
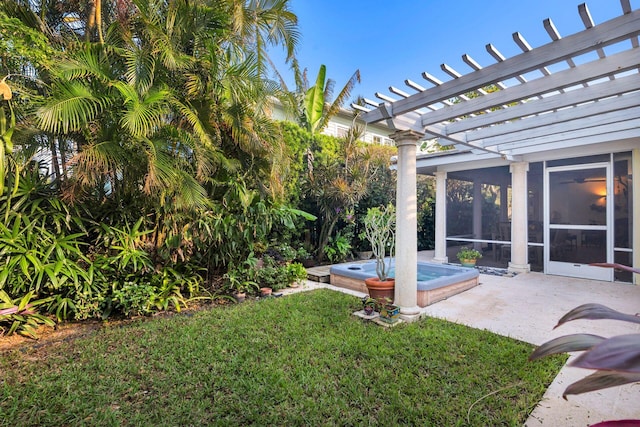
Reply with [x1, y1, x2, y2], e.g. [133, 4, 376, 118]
[354, 2, 640, 319]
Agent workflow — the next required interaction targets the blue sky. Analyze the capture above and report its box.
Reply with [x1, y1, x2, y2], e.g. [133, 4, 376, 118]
[269, 0, 636, 103]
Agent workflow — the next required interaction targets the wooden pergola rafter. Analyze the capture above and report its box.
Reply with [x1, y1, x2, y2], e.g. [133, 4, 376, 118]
[354, 2, 640, 160]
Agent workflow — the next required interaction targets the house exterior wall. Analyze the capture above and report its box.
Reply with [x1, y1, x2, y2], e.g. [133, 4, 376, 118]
[269, 102, 393, 145]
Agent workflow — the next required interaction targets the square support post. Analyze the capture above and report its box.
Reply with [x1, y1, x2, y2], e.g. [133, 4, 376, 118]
[509, 161, 530, 273]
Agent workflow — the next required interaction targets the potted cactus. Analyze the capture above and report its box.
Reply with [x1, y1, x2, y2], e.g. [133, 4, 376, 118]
[362, 204, 396, 301]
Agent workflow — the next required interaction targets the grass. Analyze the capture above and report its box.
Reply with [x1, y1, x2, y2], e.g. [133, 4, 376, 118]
[0, 289, 566, 426]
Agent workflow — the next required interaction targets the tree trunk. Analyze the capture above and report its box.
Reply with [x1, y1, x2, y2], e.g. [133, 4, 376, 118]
[315, 213, 339, 263]
[49, 136, 61, 181]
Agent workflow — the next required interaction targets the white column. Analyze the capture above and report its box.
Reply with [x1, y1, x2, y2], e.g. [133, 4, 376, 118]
[433, 171, 448, 263]
[509, 161, 530, 273]
[390, 130, 423, 320]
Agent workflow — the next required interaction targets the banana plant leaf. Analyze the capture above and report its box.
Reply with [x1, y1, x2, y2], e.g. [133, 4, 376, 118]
[529, 334, 605, 360]
[554, 304, 640, 329]
[304, 65, 326, 134]
[569, 334, 640, 373]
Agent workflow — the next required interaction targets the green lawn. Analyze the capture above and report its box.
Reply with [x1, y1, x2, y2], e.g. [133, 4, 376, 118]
[0, 290, 565, 426]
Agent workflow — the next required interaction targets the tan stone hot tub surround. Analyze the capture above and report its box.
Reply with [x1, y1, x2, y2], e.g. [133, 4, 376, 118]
[329, 261, 479, 307]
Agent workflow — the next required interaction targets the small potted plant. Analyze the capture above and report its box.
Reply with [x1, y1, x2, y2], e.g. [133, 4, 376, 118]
[223, 267, 258, 303]
[260, 287, 273, 297]
[456, 247, 482, 267]
[354, 231, 373, 260]
[361, 296, 378, 316]
[286, 262, 307, 288]
[362, 204, 396, 301]
[377, 297, 401, 323]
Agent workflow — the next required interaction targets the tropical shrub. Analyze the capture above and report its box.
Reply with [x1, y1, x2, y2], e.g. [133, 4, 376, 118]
[112, 282, 156, 318]
[323, 233, 352, 264]
[0, 291, 54, 338]
[530, 303, 640, 399]
[255, 254, 289, 291]
[286, 262, 307, 285]
[223, 264, 259, 296]
[530, 263, 640, 403]
[417, 176, 436, 250]
[0, 168, 97, 321]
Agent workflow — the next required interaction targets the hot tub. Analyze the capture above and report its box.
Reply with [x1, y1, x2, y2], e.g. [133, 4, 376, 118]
[329, 260, 479, 307]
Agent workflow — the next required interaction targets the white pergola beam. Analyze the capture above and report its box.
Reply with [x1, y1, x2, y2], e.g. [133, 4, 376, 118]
[405, 79, 426, 92]
[363, 97, 381, 107]
[351, 103, 370, 113]
[462, 93, 640, 144]
[486, 44, 530, 85]
[443, 71, 640, 135]
[423, 125, 504, 156]
[361, 9, 640, 124]
[579, 3, 595, 28]
[389, 86, 411, 98]
[513, 32, 554, 79]
[420, 48, 640, 127]
[462, 54, 508, 91]
[374, 93, 395, 103]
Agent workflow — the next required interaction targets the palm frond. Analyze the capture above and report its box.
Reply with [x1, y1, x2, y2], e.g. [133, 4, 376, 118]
[58, 46, 113, 83]
[170, 98, 213, 148]
[122, 46, 156, 94]
[37, 82, 109, 134]
[171, 169, 209, 210]
[116, 84, 170, 138]
[320, 69, 360, 131]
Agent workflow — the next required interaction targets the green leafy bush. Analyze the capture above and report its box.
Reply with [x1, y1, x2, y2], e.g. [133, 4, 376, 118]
[112, 282, 156, 317]
[286, 262, 307, 285]
[323, 233, 351, 263]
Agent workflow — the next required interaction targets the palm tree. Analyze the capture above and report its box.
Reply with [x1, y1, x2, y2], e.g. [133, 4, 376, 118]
[274, 63, 366, 260]
[226, 0, 299, 77]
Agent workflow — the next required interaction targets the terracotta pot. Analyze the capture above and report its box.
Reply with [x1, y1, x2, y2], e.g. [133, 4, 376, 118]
[260, 287, 272, 297]
[234, 292, 246, 303]
[364, 277, 395, 301]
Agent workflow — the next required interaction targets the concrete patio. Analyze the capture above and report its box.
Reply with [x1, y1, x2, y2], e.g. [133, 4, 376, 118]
[420, 271, 640, 426]
[296, 258, 640, 426]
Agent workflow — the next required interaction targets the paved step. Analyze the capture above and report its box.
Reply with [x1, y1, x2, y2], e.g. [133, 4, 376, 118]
[306, 265, 331, 283]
